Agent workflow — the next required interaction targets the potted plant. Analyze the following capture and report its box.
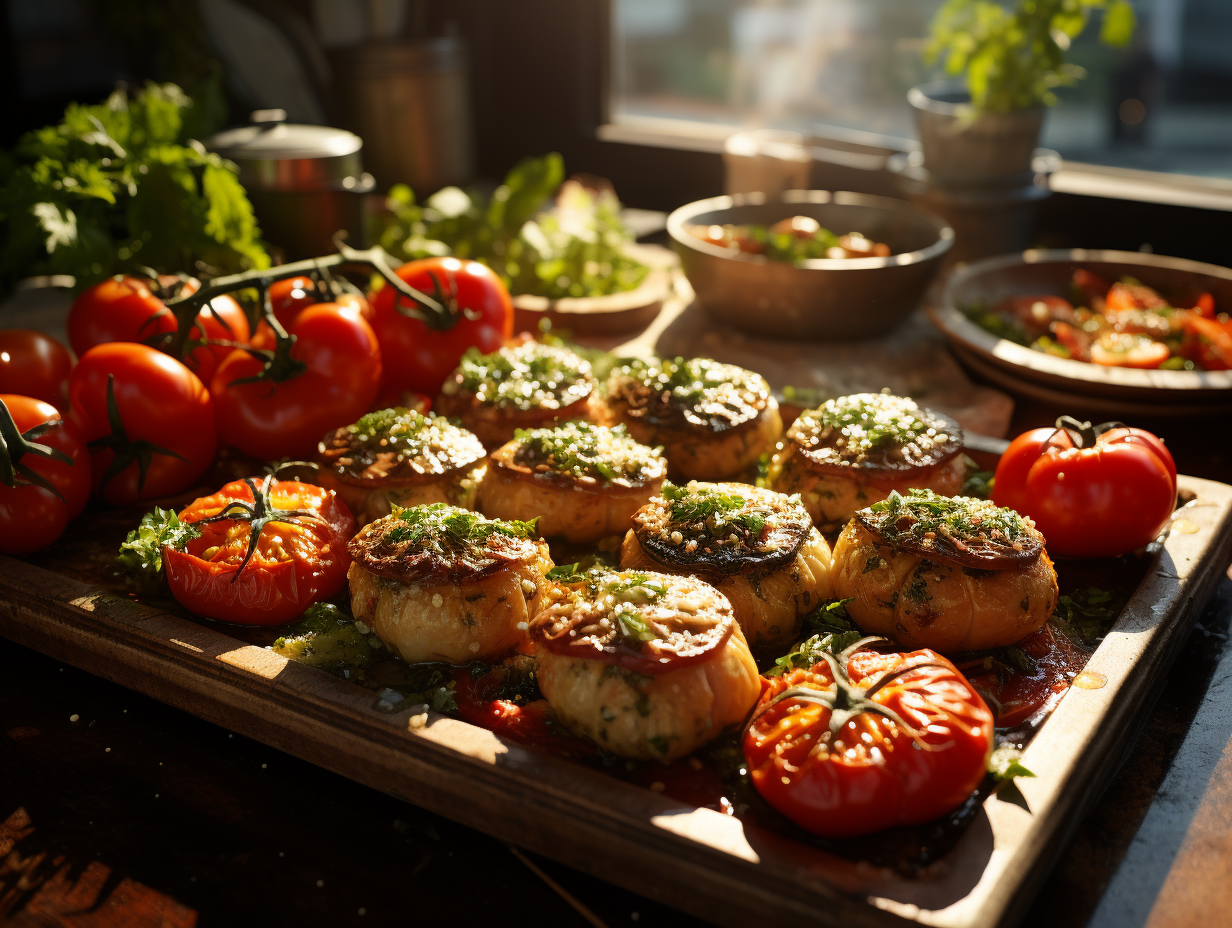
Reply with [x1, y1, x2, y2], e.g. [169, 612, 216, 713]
[912, 0, 1136, 186]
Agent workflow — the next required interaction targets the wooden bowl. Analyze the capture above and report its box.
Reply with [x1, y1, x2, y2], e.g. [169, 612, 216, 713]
[667, 190, 954, 339]
[511, 243, 676, 336]
[931, 248, 1232, 417]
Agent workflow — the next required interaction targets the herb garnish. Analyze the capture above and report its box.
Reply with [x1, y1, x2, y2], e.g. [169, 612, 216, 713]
[612, 357, 769, 430]
[452, 342, 591, 411]
[513, 420, 662, 483]
[116, 506, 201, 593]
[858, 489, 1039, 569]
[765, 599, 864, 677]
[1050, 586, 1123, 647]
[661, 481, 767, 537]
[385, 503, 539, 546]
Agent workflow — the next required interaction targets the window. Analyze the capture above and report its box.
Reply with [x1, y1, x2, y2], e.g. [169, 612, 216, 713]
[611, 0, 1232, 179]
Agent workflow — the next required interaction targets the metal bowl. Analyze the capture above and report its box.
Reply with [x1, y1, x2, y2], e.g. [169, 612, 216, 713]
[931, 249, 1232, 417]
[666, 190, 954, 339]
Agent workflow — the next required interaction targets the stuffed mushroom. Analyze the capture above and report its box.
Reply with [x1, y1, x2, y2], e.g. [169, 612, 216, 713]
[316, 408, 487, 526]
[830, 489, 1058, 652]
[435, 341, 600, 450]
[530, 568, 760, 761]
[767, 392, 965, 531]
[478, 420, 667, 543]
[347, 503, 553, 664]
[619, 481, 832, 649]
[605, 357, 782, 480]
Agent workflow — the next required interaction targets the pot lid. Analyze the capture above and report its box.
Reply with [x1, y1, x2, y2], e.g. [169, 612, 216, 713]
[207, 110, 362, 161]
[205, 110, 364, 191]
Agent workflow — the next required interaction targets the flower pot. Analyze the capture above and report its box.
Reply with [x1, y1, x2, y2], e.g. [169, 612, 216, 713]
[909, 82, 1044, 187]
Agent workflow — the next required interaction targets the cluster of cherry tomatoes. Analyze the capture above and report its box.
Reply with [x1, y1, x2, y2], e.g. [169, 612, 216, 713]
[0, 257, 514, 556]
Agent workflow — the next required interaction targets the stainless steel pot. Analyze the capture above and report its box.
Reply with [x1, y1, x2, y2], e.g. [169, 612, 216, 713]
[909, 83, 1044, 188]
[206, 111, 377, 260]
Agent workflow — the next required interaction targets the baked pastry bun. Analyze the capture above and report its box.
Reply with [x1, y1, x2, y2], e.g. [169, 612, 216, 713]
[620, 481, 832, 649]
[347, 504, 552, 664]
[830, 489, 1058, 652]
[478, 420, 667, 543]
[530, 568, 760, 761]
[768, 392, 965, 531]
[605, 357, 782, 480]
[316, 408, 486, 526]
[435, 342, 600, 450]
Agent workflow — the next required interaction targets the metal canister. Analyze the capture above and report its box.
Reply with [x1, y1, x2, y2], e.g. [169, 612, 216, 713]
[331, 36, 475, 193]
[205, 111, 377, 260]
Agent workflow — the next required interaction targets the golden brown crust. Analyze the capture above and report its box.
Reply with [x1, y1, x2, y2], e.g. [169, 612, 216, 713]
[768, 442, 966, 531]
[830, 519, 1058, 652]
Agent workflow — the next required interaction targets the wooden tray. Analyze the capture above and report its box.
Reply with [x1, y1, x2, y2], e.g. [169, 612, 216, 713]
[2, 475, 1231, 928]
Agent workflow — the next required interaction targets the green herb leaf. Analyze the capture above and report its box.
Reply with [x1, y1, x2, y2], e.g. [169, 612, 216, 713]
[988, 744, 1036, 782]
[115, 506, 201, 592]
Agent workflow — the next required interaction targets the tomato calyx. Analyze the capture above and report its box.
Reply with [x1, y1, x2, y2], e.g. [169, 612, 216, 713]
[162, 240, 441, 359]
[750, 637, 946, 749]
[0, 398, 74, 500]
[392, 269, 477, 332]
[88, 374, 191, 493]
[189, 474, 328, 580]
[1051, 415, 1125, 449]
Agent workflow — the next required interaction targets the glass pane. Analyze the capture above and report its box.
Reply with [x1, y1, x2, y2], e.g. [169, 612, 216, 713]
[612, 0, 1232, 178]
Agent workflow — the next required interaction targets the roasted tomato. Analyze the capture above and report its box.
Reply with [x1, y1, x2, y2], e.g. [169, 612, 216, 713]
[164, 476, 355, 625]
[1071, 268, 1111, 308]
[993, 417, 1177, 558]
[1104, 280, 1167, 314]
[744, 646, 993, 838]
[210, 302, 381, 461]
[0, 394, 91, 554]
[67, 275, 248, 385]
[369, 257, 513, 398]
[0, 330, 74, 409]
[1181, 315, 1232, 371]
[69, 343, 217, 505]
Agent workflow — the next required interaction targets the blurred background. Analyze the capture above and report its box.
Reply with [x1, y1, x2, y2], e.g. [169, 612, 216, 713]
[9, 0, 1232, 185]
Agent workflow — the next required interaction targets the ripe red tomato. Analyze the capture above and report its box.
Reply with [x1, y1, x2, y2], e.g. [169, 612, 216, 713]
[210, 302, 381, 461]
[1104, 280, 1167, 313]
[67, 275, 249, 385]
[744, 648, 993, 838]
[369, 257, 513, 397]
[270, 276, 372, 330]
[0, 330, 74, 410]
[183, 295, 251, 386]
[993, 418, 1177, 558]
[69, 343, 218, 505]
[68, 275, 175, 356]
[0, 394, 91, 554]
[164, 477, 354, 625]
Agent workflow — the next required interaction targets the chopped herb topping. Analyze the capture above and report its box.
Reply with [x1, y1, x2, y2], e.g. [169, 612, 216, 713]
[386, 503, 538, 546]
[788, 392, 962, 472]
[348, 503, 546, 586]
[608, 356, 770, 431]
[632, 481, 812, 575]
[531, 568, 733, 674]
[511, 420, 664, 484]
[446, 341, 592, 411]
[857, 489, 1043, 569]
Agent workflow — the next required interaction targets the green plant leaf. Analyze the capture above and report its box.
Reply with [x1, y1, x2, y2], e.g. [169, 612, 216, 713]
[1100, 0, 1136, 47]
